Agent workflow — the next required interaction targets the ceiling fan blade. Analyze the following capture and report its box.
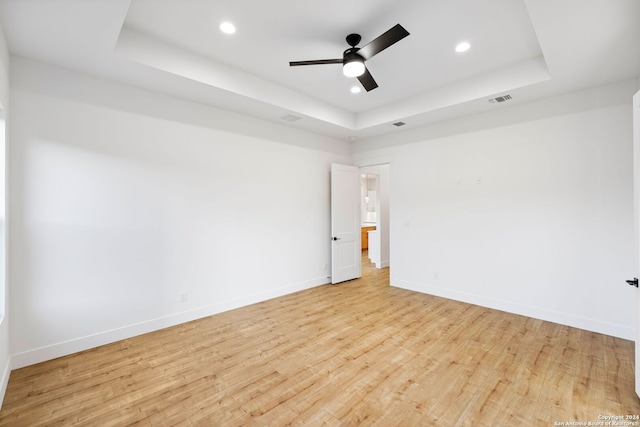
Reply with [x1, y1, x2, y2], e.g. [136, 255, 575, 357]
[357, 67, 378, 92]
[357, 24, 410, 60]
[289, 59, 343, 66]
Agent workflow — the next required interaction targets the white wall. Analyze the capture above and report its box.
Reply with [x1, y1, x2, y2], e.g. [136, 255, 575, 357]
[354, 79, 638, 340]
[0, 21, 9, 409]
[9, 58, 351, 368]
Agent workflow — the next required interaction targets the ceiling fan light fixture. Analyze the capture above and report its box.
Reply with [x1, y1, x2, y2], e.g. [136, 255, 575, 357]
[343, 54, 365, 77]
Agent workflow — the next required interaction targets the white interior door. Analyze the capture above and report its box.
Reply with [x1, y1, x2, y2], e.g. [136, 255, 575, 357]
[331, 163, 361, 284]
[633, 90, 640, 397]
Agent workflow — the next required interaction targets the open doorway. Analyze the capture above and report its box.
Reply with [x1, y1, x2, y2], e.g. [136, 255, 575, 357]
[360, 173, 378, 266]
[359, 164, 390, 270]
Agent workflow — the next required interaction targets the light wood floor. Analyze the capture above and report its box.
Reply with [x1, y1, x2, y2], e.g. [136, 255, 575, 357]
[1, 254, 639, 426]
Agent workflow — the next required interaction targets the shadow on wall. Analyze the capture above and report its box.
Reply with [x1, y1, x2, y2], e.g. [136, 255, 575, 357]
[14, 58, 350, 156]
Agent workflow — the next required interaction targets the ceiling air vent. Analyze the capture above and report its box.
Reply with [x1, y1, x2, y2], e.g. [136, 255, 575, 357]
[488, 94, 512, 104]
[280, 114, 302, 122]
[392, 121, 406, 127]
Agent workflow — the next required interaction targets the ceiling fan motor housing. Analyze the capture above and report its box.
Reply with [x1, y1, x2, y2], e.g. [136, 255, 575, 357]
[343, 48, 362, 62]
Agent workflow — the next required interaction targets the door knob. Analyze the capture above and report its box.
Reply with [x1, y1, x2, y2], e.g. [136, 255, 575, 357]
[332, 237, 341, 241]
[626, 278, 638, 288]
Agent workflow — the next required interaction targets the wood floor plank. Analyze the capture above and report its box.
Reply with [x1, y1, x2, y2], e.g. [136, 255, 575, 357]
[1, 253, 639, 426]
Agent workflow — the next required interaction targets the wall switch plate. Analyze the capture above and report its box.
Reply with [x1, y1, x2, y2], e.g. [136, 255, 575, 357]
[180, 292, 188, 303]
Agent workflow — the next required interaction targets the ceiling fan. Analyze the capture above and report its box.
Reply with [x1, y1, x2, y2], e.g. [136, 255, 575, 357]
[289, 24, 410, 92]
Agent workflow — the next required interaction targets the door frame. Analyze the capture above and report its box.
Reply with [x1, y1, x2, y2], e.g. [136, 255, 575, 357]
[632, 89, 640, 397]
[355, 157, 393, 271]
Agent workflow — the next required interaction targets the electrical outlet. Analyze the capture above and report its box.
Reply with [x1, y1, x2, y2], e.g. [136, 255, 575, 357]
[180, 292, 188, 303]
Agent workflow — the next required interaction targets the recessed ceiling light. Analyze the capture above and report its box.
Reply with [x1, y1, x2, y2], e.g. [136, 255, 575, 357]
[220, 22, 236, 34]
[350, 86, 361, 94]
[455, 41, 471, 53]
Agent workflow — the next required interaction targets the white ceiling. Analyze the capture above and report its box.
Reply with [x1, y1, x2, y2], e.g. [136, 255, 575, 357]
[0, 0, 638, 141]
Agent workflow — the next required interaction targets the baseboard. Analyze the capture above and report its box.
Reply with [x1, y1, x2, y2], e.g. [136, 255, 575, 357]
[393, 279, 634, 341]
[0, 355, 9, 410]
[378, 259, 390, 268]
[11, 276, 329, 369]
